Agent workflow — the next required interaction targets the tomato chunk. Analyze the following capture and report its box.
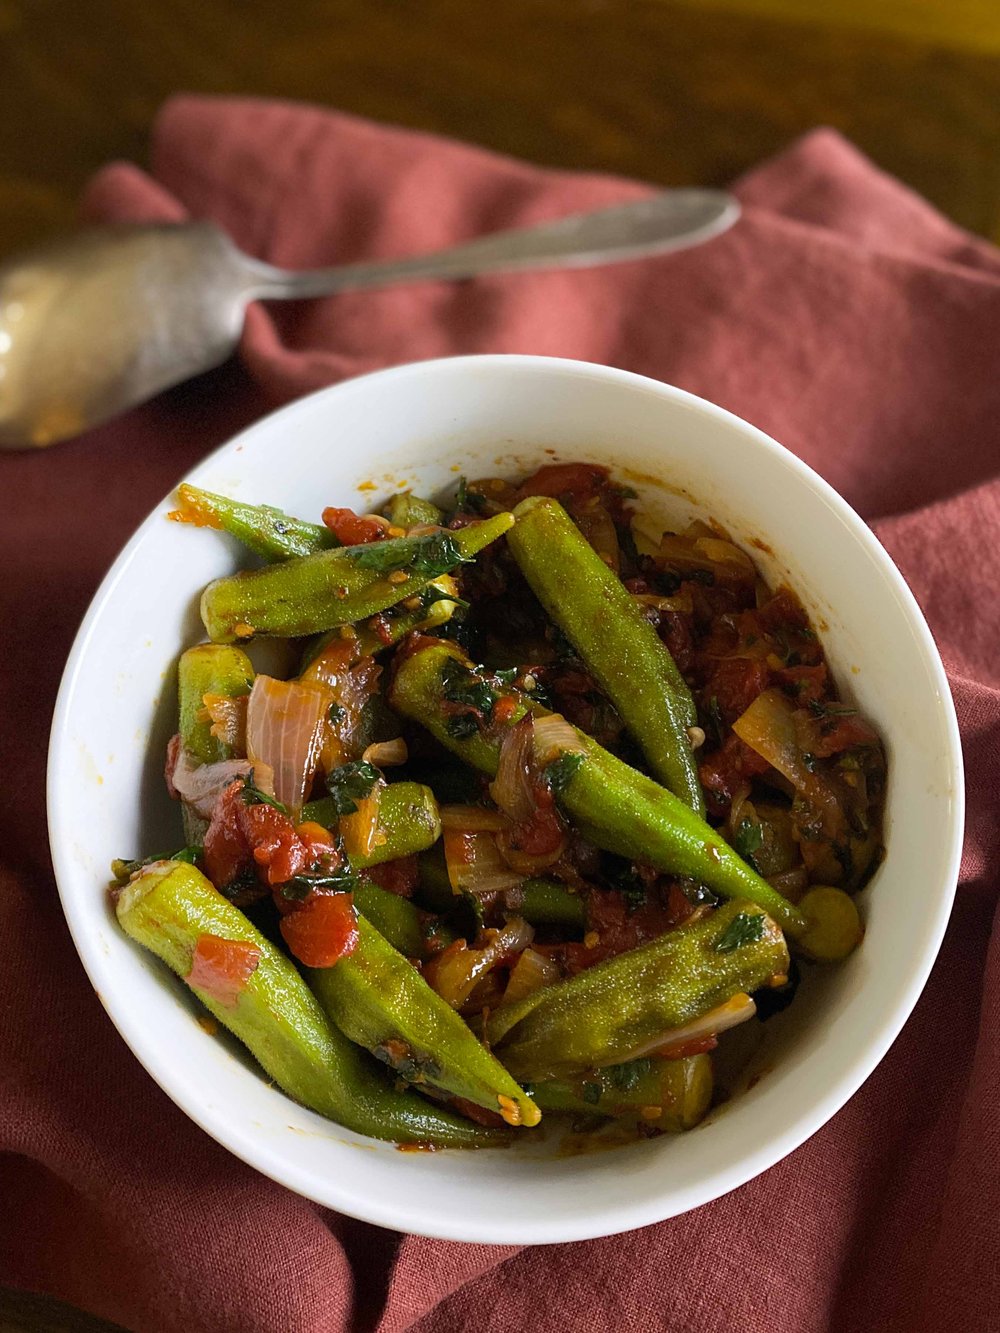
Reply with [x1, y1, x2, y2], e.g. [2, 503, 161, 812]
[186, 934, 261, 1008]
[279, 892, 360, 968]
[322, 507, 387, 545]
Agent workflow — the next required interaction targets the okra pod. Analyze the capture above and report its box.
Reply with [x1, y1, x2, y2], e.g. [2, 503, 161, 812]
[381, 492, 443, 529]
[388, 644, 808, 936]
[178, 643, 255, 766]
[509, 496, 704, 813]
[116, 861, 499, 1147]
[301, 781, 442, 866]
[171, 484, 335, 561]
[486, 899, 787, 1080]
[510, 878, 587, 931]
[529, 1053, 712, 1130]
[352, 881, 427, 958]
[201, 512, 513, 642]
[309, 916, 540, 1126]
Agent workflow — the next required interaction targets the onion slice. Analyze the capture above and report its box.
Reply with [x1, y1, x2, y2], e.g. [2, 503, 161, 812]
[246, 675, 327, 818]
[490, 718, 536, 823]
[339, 779, 387, 860]
[440, 805, 510, 832]
[444, 828, 525, 895]
[362, 738, 408, 768]
[169, 745, 274, 821]
[618, 992, 757, 1064]
[423, 917, 535, 1009]
[531, 714, 584, 766]
[501, 946, 560, 1007]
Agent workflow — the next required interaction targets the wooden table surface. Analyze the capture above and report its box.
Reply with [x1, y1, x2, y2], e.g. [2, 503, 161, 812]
[2, 1, 998, 1327]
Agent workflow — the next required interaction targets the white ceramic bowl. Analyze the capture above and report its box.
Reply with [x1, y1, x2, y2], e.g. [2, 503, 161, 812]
[48, 355, 963, 1243]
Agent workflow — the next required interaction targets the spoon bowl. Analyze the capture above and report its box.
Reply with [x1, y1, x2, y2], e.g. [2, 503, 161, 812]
[0, 191, 739, 448]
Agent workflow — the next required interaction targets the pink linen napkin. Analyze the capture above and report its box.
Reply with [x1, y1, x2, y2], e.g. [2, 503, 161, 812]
[0, 95, 997, 1333]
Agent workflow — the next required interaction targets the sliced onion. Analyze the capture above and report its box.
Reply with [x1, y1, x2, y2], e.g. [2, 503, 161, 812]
[199, 692, 248, 753]
[619, 992, 757, 1063]
[490, 718, 536, 823]
[339, 779, 387, 859]
[440, 805, 510, 832]
[732, 689, 839, 820]
[531, 714, 583, 766]
[423, 916, 535, 1009]
[443, 828, 525, 894]
[362, 738, 408, 768]
[501, 946, 560, 1006]
[693, 536, 755, 571]
[246, 675, 327, 817]
[169, 747, 274, 821]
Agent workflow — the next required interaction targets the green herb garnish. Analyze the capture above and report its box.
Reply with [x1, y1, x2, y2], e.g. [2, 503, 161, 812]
[326, 760, 381, 815]
[606, 1059, 651, 1092]
[110, 845, 201, 885]
[732, 817, 764, 867]
[581, 1081, 602, 1105]
[347, 531, 468, 579]
[328, 702, 346, 725]
[278, 869, 357, 901]
[241, 769, 287, 812]
[547, 752, 584, 795]
[714, 911, 767, 952]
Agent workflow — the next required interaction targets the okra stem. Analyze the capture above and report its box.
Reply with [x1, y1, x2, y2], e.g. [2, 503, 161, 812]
[171, 484, 336, 561]
[509, 496, 704, 813]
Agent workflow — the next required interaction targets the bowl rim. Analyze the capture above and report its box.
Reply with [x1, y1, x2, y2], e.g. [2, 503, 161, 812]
[47, 353, 964, 1242]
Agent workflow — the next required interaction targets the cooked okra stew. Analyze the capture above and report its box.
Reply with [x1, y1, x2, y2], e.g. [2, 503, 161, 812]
[112, 464, 885, 1150]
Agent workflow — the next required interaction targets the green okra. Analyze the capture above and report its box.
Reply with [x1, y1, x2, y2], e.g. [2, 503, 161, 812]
[381, 491, 444, 529]
[201, 512, 513, 642]
[172, 484, 336, 561]
[485, 899, 787, 1081]
[176, 643, 255, 843]
[529, 1053, 712, 1129]
[509, 878, 587, 932]
[353, 881, 429, 958]
[178, 643, 255, 767]
[301, 781, 442, 866]
[508, 496, 704, 814]
[388, 643, 807, 936]
[116, 861, 499, 1147]
[309, 915, 540, 1126]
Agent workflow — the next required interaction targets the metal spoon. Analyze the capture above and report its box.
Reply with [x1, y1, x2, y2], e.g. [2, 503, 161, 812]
[0, 190, 738, 449]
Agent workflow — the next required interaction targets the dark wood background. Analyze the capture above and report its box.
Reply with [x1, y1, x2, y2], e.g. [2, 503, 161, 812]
[2, 0, 998, 1327]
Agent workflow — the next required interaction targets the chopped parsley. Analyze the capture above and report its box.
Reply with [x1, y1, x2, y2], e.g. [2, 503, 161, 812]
[581, 1081, 602, 1105]
[444, 713, 482, 740]
[278, 868, 357, 901]
[714, 911, 767, 952]
[732, 817, 764, 868]
[327, 701, 346, 725]
[240, 769, 287, 812]
[326, 760, 381, 815]
[606, 1058, 651, 1092]
[348, 531, 468, 579]
[546, 752, 584, 795]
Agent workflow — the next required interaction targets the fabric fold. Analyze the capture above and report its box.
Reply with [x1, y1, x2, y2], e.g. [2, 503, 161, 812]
[0, 94, 996, 1333]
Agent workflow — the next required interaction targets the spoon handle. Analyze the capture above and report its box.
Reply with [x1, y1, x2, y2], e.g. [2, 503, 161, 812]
[241, 191, 739, 300]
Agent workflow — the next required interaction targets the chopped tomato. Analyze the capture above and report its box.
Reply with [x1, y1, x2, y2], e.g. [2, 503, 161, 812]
[450, 1097, 507, 1129]
[775, 664, 827, 703]
[279, 892, 360, 967]
[202, 780, 341, 895]
[809, 712, 881, 758]
[202, 781, 255, 890]
[493, 695, 519, 724]
[704, 658, 771, 725]
[367, 855, 419, 897]
[516, 462, 608, 505]
[186, 934, 261, 1008]
[699, 734, 771, 818]
[322, 507, 387, 546]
